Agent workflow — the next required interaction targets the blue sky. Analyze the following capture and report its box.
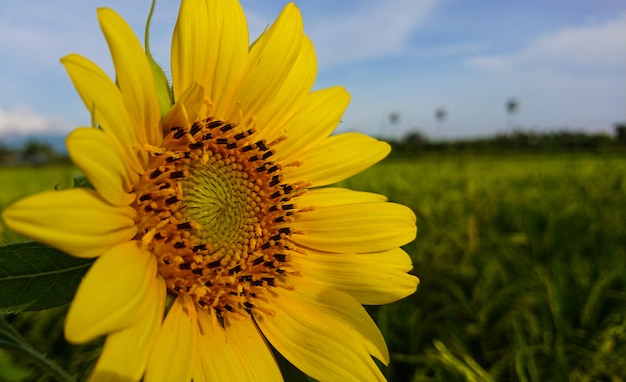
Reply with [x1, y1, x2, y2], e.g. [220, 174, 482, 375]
[0, 0, 624, 143]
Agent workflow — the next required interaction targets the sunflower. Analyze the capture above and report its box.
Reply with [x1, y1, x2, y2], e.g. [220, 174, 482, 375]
[2, 1, 418, 380]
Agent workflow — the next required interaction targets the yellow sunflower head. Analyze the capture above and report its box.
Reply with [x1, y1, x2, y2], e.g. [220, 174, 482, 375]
[2, 1, 419, 380]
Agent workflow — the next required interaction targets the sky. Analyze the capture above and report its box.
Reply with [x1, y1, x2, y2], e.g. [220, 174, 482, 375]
[0, 0, 624, 145]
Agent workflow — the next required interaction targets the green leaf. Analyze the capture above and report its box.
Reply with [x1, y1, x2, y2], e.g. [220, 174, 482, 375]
[0, 242, 93, 313]
[0, 316, 75, 382]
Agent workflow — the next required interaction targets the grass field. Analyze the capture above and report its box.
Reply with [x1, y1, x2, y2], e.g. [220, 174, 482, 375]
[0, 165, 79, 244]
[1, 152, 625, 381]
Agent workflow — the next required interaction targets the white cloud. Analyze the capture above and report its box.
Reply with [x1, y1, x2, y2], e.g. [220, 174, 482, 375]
[307, 0, 440, 68]
[467, 13, 626, 75]
[0, 105, 68, 137]
[458, 13, 626, 134]
[417, 42, 489, 59]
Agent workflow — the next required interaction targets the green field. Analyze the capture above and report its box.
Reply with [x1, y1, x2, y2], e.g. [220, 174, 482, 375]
[1, 153, 625, 381]
[0, 166, 79, 244]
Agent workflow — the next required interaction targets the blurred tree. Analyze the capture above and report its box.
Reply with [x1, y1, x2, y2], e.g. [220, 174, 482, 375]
[21, 140, 57, 165]
[387, 111, 401, 137]
[389, 111, 401, 125]
[506, 97, 519, 131]
[615, 123, 626, 146]
[404, 130, 428, 147]
[0, 143, 12, 164]
[435, 107, 447, 139]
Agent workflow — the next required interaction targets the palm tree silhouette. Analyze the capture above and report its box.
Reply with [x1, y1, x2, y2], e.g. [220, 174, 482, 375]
[435, 107, 447, 139]
[506, 97, 519, 132]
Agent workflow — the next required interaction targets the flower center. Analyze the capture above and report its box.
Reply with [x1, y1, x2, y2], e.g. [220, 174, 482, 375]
[183, 160, 254, 257]
[133, 117, 303, 318]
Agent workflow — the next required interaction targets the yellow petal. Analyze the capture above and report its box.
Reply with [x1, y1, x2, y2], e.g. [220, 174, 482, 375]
[162, 82, 204, 131]
[296, 187, 386, 208]
[251, 36, 317, 143]
[226, 3, 303, 125]
[98, 7, 162, 147]
[65, 241, 157, 344]
[194, 312, 246, 381]
[222, 318, 283, 381]
[276, 87, 350, 162]
[293, 249, 419, 305]
[67, 128, 135, 206]
[290, 201, 417, 253]
[60, 54, 144, 176]
[255, 277, 387, 381]
[193, 313, 282, 381]
[283, 132, 390, 187]
[362, 248, 415, 272]
[145, 295, 196, 382]
[172, 0, 247, 113]
[89, 276, 166, 382]
[1, 189, 136, 258]
[171, 0, 209, 99]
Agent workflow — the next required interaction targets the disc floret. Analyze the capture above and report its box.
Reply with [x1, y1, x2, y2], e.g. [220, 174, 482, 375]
[133, 117, 303, 318]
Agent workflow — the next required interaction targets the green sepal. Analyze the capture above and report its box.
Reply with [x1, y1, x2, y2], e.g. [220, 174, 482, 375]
[73, 174, 94, 189]
[147, 52, 174, 117]
[145, 0, 174, 116]
[0, 242, 94, 313]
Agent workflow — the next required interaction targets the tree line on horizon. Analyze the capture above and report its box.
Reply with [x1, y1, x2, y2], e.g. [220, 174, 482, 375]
[0, 140, 71, 166]
[384, 97, 626, 155]
[389, 124, 626, 155]
[1, 124, 626, 166]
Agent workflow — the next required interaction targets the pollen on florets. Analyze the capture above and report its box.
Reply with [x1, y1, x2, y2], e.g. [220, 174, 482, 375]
[133, 117, 305, 318]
